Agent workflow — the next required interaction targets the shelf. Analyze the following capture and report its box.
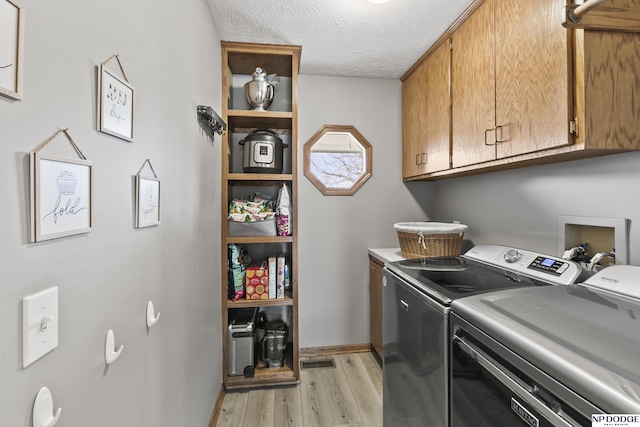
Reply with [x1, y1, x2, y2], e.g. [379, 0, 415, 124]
[224, 357, 298, 390]
[228, 110, 293, 120]
[228, 296, 294, 309]
[227, 173, 293, 182]
[226, 236, 293, 244]
[224, 42, 301, 77]
[227, 111, 293, 134]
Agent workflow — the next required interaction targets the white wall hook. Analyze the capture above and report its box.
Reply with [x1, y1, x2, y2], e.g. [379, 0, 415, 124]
[33, 386, 61, 427]
[146, 301, 160, 328]
[105, 329, 124, 365]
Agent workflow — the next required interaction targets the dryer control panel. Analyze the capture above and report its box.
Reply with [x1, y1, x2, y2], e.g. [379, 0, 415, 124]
[583, 265, 640, 299]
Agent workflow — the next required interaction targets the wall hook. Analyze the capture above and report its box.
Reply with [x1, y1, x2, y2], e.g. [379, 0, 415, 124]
[105, 329, 124, 365]
[33, 386, 61, 427]
[197, 105, 227, 141]
[146, 301, 160, 328]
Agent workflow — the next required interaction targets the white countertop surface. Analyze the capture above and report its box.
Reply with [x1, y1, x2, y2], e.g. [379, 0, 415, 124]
[368, 248, 404, 264]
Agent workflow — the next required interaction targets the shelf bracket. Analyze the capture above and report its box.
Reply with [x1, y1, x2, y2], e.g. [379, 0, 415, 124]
[562, 1, 640, 32]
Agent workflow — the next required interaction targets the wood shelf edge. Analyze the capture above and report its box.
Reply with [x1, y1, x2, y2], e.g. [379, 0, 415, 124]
[228, 109, 293, 119]
[224, 363, 298, 390]
[226, 296, 294, 308]
[227, 173, 293, 181]
[225, 236, 294, 244]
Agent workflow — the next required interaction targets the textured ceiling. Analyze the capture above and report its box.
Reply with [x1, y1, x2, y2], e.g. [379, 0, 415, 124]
[206, 0, 474, 79]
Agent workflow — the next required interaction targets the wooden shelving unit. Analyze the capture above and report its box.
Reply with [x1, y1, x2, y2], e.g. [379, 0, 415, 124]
[220, 42, 301, 389]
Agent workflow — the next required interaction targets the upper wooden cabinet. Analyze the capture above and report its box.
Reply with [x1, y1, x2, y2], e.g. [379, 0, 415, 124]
[451, 0, 496, 168]
[402, 40, 451, 179]
[494, 0, 571, 159]
[403, 0, 640, 180]
[576, 2, 640, 151]
[452, 0, 570, 168]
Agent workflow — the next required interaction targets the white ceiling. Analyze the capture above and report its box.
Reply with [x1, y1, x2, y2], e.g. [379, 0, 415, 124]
[206, 0, 474, 79]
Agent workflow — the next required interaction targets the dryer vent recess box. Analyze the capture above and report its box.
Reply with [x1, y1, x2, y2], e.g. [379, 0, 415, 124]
[558, 215, 629, 266]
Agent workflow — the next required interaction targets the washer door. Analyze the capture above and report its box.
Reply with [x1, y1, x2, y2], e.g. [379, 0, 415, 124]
[450, 321, 589, 427]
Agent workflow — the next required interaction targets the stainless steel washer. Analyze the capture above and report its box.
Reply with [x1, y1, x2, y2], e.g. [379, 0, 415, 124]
[382, 244, 587, 427]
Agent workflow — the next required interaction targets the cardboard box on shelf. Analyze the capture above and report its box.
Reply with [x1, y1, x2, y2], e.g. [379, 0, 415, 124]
[245, 264, 268, 300]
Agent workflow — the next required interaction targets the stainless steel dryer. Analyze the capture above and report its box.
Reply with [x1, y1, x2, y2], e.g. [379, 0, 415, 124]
[450, 265, 640, 426]
[382, 244, 588, 427]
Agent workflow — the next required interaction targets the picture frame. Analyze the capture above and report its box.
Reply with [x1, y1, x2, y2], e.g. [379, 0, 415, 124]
[135, 175, 160, 228]
[98, 63, 134, 141]
[30, 153, 93, 242]
[0, 0, 24, 100]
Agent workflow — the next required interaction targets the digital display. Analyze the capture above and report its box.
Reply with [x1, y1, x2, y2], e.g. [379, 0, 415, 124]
[540, 258, 555, 267]
[528, 256, 566, 276]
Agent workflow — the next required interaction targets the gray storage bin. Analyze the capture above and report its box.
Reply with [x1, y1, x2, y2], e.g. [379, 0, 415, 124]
[228, 218, 277, 237]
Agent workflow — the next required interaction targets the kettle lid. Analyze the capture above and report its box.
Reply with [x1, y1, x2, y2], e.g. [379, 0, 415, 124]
[252, 67, 267, 77]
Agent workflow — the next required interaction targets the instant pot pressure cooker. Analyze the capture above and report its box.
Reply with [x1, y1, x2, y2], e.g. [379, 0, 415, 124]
[239, 129, 288, 174]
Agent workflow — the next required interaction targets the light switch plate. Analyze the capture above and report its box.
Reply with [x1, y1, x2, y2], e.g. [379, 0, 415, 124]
[23, 287, 58, 368]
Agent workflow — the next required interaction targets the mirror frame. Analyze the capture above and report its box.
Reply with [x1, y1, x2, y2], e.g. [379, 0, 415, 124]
[303, 125, 372, 196]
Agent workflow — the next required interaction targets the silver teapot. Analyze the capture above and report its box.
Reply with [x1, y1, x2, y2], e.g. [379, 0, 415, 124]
[244, 67, 277, 111]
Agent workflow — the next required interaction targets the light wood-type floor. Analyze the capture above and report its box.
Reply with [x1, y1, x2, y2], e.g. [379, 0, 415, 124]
[215, 352, 383, 427]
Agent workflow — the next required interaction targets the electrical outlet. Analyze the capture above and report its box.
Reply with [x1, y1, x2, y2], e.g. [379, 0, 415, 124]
[23, 287, 59, 368]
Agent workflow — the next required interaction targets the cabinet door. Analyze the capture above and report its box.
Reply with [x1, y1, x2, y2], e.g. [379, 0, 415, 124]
[495, 0, 571, 158]
[451, 0, 496, 168]
[402, 41, 451, 179]
[369, 256, 383, 358]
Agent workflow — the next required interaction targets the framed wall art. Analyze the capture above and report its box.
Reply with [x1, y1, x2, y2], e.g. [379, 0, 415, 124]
[98, 55, 134, 141]
[30, 129, 93, 242]
[135, 159, 160, 228]
[0, 0, 24, 100]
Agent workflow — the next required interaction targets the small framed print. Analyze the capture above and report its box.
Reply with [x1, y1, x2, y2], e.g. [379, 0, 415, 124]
[0, 0, 24, 100]
[30, 153, 93, 242]
[99, 64, 134, 141]
[135, 175, 160, 228]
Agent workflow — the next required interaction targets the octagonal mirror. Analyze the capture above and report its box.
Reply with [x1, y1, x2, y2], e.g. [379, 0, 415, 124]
[303, 125, 372, 196]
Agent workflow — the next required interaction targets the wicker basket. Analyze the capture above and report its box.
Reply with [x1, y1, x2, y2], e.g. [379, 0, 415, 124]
[394, 222, 467, 259]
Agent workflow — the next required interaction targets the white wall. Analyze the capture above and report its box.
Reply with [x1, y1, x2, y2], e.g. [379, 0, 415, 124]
[297, 75, 435, 348]
[433, 152, 640, 263]
[0, 1, 222, 426]
[295, 78, 640, 350]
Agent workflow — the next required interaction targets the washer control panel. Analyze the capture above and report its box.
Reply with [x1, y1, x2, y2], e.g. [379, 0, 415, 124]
[527, 256, 569, 276]
[463, 244, 584, 285]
